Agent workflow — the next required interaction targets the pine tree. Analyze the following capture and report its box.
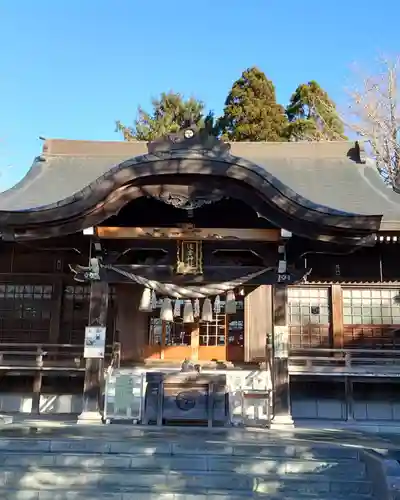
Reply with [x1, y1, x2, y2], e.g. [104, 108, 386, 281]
[218, 67, 288, 141]
[115, 92, 213, 141]
[286, 81, 346, 141]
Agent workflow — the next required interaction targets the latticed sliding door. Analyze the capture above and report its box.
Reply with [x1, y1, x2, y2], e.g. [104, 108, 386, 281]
[0, 283, 53, 344]
[287, 287, 331, 349]
[342, 288, 400, 348]
[198, 314, 226, 361]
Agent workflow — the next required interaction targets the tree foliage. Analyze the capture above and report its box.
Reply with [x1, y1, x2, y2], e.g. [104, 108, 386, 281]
[218, 67, 288, 141]
[286, 81, 346, 141]
[116, 92, 213, 141]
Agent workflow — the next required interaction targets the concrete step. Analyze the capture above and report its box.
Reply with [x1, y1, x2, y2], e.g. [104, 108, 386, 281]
[0, 429, 374, 499]
[0, 452, 367, 477]
[0, 467, 373, 495]
[0, 490, 375, 500]
[0, 437, 361, 459]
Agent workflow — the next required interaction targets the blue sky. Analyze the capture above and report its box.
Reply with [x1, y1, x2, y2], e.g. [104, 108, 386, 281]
[0, 0, 398, 191]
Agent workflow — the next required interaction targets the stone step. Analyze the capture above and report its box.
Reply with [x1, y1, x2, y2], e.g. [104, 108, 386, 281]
[0, 452, 367, 477]
[0, 467, 373, 495]
[0, 437, 361, 459]
[0, 490, 374, 500]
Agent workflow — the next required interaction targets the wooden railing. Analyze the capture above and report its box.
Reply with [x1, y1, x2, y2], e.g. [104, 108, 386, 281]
[289, 348, 400, 377]
[0, 342, 121, 371]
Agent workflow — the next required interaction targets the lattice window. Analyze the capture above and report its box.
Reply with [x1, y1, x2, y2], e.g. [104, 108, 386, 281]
[343, 288, 400, 325]
[288, 287, 330, 348]
[147, 311, 191, 346]
[60, 285, 116, 345]
[147, 298, 244, 349]
[199, 314, 226, 346]
[60, 285, 90, 344]
[166, 321, 191, 346]
[227, 299, 244, 347]
[148, 317, 162, 345]
[0, 284, 53, 343]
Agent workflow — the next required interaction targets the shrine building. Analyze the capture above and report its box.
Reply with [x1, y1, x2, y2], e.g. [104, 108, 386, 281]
[0, 127, 399, 426]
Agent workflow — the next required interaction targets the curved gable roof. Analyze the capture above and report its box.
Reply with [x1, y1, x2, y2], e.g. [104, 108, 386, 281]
[0, 135, 396, 240]
[0, 139, 397, 221]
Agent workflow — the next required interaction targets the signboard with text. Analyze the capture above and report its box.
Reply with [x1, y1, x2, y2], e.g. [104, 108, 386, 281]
[84, 326, 106, 358]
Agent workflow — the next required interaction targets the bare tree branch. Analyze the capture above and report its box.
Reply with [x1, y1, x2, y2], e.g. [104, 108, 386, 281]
[317, 56, 400, 184]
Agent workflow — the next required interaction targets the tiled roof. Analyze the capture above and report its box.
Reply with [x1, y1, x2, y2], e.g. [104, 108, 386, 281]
[0, 138, 399, 228]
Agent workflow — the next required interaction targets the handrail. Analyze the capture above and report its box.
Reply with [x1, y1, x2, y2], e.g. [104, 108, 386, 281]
[290, 347, 400, 354]
[288, 347, 400, 376]
[0, 342, 119, 370]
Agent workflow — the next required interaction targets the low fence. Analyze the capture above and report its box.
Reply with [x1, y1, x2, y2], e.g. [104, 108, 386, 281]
[289, 348, 400, 377]
[0, 342, 121, 370]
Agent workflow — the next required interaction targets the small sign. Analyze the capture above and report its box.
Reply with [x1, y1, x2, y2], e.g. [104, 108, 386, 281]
[274, 325, 289, 359]
[104, 370, 144, 422]
[84, 326, 106, 358]
[114, 374, 136, 414]
[277, 273, 292, 283]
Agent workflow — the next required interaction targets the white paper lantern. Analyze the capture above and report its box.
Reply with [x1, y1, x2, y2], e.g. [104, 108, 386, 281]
[214, 295, 221, 314]
[160, 297, 174, 322]
[202, 298, 213, 322]
[139, 287, 152, 311]
[225, 290, 236, 314]
[183, 300, 194, 323]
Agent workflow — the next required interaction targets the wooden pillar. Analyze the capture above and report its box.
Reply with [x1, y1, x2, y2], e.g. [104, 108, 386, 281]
[344, 376, 354, 421]
[31, 347, 44, 414]
[31, 372, 42, 414]
[271, 285, 293, 427]
[78, 280, 109, 423]
[48, 278, 63, 344]
[115, 284, 148, 363]
[244, 285, 273, 363]
[331, 284, 344, 348]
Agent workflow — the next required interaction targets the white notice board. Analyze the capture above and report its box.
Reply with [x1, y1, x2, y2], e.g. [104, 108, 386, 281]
[84, 326, 106, 358]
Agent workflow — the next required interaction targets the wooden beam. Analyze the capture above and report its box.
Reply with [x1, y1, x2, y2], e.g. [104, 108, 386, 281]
[96, 226, 280, 241]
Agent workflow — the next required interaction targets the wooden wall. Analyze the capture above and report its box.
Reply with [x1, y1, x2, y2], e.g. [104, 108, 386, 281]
[1, 236, 400, 354]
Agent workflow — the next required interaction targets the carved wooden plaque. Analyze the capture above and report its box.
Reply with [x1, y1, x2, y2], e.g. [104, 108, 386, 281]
[176, 240, 203, 275]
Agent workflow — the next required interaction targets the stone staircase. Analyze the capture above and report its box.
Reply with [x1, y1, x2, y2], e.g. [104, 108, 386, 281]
[0, 427, 375, 499]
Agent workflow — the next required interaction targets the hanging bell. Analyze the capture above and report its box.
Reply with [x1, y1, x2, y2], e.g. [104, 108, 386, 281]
[183, 300, 194, 323]
[194, 298, 200, 318]
[225, 290, 236, 314]
[214, 295, 221, 314]
[160, 297, 174, 322]
[150, 289, 157, 310]
[139, 287, 152, 311]
[202, 298, 213, 322]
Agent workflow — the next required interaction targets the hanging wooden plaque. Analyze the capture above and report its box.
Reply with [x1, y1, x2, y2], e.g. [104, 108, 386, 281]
[176, 240, 203, 275]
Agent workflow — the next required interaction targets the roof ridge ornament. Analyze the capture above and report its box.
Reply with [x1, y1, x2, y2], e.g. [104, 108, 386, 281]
[147, 124, 231, 156]
[355, 140, 366, 163]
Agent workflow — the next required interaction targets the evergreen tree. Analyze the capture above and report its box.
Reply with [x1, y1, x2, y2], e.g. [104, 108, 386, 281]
[218, 67, 288, 141]
[286, 81, 346, 141]
[116, 92, 213, 141]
